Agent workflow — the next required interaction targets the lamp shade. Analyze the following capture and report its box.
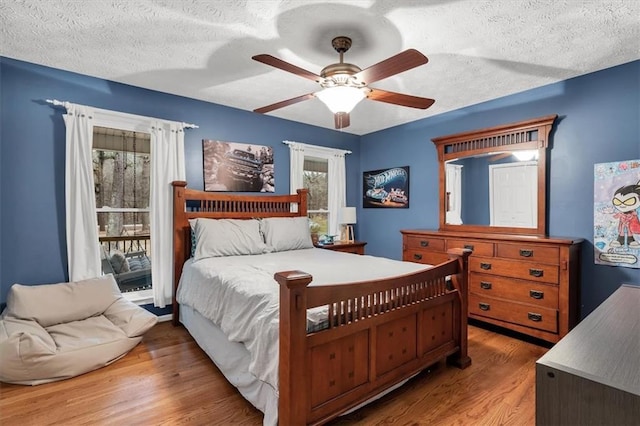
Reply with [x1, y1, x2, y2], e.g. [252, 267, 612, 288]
[340, 207, 357, 224]
[315, 86, 366, 114]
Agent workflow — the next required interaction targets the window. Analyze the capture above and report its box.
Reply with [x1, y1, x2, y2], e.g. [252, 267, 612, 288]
[288, 141, 347, 239]
[304, 157, 329, 235]
[93, 126, 152, 294]
[63, 101, 186, 308]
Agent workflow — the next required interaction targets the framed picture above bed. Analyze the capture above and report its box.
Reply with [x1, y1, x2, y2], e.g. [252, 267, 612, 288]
[363, 166, 410, 208]
[203, 140, 274, 192]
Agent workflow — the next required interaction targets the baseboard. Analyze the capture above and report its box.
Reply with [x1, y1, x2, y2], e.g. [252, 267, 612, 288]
[157, 314, 172, 323]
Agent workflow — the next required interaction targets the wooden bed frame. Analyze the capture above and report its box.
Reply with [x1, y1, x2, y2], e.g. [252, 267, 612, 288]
[171, 181, 471, 425]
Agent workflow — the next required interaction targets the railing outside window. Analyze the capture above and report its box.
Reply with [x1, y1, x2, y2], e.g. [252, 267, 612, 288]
[100, 234, 151, 255]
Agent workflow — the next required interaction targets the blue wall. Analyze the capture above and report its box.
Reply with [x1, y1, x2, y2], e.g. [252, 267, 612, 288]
[1, 56, 638, 318]
[359, 60, 639, 317]
[0, 57, 359, 304]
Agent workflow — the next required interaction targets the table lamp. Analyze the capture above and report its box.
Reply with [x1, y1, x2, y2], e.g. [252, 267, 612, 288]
[340, 207, 357, 243]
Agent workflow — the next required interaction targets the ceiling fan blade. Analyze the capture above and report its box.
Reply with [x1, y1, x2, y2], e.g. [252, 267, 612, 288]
[334, 112, 350, 129]
[367, 88, 435, 109]
[254, 93, 315, 114]
[354, 49, 428, 84]
[252, 54, 321, 82]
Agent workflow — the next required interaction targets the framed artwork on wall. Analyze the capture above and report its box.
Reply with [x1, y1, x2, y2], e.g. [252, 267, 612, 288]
[203, 140, 274, 192]
[363, 166, 410, 208]
[594, 159, 640, 269]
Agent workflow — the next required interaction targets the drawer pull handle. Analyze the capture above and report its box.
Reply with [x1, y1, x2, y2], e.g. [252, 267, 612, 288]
[529, 268, 544, 277]
[420, 240, 429, 247]
[528, 312, 542, 322]
[464, 244, 475, 250]
[479, 303, 490, 311]
[530, 290, 544, 299]
[480, 262, 492, 270]
[413, 253, 423, 260]
[520, 249, 534, 257]
[480, 282, 492, 290]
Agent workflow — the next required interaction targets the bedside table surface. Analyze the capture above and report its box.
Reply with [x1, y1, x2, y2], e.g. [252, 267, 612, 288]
[315, 241, 367, 255]
[315, 241, 366, 247]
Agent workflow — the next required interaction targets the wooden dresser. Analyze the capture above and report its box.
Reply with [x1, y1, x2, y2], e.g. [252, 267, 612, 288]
[401, 229, 582, 343]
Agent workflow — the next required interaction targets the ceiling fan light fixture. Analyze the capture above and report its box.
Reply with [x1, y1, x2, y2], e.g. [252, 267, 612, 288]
[315, 86, 366, 114]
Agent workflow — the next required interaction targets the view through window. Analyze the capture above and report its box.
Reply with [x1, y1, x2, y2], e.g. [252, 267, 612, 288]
[93, 126, 152, 293]
[303, 156, 329, 237]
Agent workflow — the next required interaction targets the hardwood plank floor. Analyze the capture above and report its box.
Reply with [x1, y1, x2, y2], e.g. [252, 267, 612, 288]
[0, 321, 548, 425]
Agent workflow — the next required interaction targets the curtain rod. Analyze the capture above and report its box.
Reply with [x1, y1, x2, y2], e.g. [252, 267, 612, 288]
[282, 140, 352, 155]
[45, 99, 199, 129]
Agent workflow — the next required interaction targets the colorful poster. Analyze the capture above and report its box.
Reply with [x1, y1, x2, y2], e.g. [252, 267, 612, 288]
[203, 140, 274, 192]
[363, 166, 409, 208]
[594, 159, 640, 268]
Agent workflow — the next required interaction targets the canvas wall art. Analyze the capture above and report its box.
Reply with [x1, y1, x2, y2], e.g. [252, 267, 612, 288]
[363, 166, 409, 208]
[203, 140, 274, 192]
[594, 159, 640, 269]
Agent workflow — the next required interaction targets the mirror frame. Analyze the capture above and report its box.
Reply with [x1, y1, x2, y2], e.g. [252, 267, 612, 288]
[432, 115, 557, 236]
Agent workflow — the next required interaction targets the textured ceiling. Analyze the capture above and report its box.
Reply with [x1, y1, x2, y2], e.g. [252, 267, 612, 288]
[1, 0, 639, 135]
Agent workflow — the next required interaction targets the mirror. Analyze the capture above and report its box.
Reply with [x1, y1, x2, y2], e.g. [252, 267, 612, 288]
[432, 115, 557, 236]
[446, 152, 539, 227]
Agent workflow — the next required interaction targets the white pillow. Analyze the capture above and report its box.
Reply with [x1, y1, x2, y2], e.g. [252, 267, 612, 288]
[260, 217, 314, 252]
[193, 218, 267, 260]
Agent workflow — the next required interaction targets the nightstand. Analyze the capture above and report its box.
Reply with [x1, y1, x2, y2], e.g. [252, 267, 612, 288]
[315, 241, 367, 255]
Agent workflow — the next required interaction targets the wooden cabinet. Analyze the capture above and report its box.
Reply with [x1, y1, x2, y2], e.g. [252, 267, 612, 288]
[401, 229, 582, 343]
[536, 285, 640, 425]
[315, 241, 366, 255]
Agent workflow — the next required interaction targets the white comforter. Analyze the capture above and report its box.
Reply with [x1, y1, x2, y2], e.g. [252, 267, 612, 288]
[176, 248, 428, 393]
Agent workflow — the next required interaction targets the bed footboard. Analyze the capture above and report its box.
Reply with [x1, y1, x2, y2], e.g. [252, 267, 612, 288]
[275, 248, 471, 425]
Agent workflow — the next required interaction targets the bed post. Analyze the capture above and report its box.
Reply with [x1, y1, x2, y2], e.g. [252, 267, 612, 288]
[296, 188, 308, 216]
[447, 248, 472, 369]
[172, 181, 188, 326]
[275, 270, 313, 426]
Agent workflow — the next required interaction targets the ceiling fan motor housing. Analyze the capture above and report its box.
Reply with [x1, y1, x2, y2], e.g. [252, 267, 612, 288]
[321, 62, 362, 81]
[321, 36, 365, 87]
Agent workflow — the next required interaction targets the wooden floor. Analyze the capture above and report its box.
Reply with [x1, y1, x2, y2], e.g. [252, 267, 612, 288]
[0, 321, 548, 426]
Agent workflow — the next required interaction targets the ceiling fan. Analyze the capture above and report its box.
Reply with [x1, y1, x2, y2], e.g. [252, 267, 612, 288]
[252, 36, 435, 129]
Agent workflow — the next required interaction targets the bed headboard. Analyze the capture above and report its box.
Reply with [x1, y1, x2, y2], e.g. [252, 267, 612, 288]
[171, 181, 308, 323]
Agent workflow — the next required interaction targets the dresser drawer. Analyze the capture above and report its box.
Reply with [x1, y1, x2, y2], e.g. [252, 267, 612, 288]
[446, 239, 494, 257]
[404, 235, 445, 252]
[469, 256, 559, 284]
[469, 273, 559, 310]
[496, 243, 559, 265]
[469, 294, 558, 333]
[403, 250, 449, 266]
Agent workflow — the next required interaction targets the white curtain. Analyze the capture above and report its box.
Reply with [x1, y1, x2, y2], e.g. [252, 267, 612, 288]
[445, 164, 463, 225]
[288, 142, 305, 213]
[64, 104, 102, 281]
[150, 122, 186, 308]
[327, 152, 346, 236]
[287, 141, 348, 236]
